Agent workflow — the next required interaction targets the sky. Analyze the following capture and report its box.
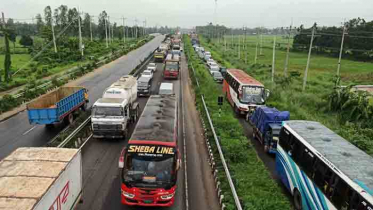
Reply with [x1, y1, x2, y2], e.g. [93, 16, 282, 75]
[1, 0, 372, 29]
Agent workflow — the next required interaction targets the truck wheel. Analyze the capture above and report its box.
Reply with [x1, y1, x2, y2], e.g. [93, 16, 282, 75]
[264, 145, 269, 153]
[81, 103, 87, 111]
[64, 113, 74, 125]
[45, 124, 54, 129]
[252, 131, 256, 140]
[293, 189, 303, 210]
[234, 105, 240, 116]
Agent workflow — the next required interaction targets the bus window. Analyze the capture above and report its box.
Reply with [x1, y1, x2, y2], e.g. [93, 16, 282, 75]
[313, 160, 328, 191]
[300, 148, 315, 177]
[279, 128, 291, 153]
[330, 179, 350, 209]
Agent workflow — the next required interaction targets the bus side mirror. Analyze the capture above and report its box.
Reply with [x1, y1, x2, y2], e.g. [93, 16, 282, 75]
[119, 148, 126, 169]
[176, 159, 181, 171]
[265, 89, 270, 99]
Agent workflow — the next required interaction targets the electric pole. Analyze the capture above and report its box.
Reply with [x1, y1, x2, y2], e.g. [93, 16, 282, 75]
[238, 34, 241, 59]
[271, 35, 276, 83]
[231, 28, 233, 49]
[284, 22, 292, 77]
[337, 24, 347, 77]
[89, 15, 93, 41]
[260, 27, 263, 55]
[303, 23, 316, 92]
[2, 12, 11, 82]
[104, 16, 108, 48]
[255, 41, 258, 64]
[122, 17, 126, 44]
[51, 15, 57, 53]
[224, 32, 227, 51]
[108, 16, 111, 43]
[78, 11, 83, 56]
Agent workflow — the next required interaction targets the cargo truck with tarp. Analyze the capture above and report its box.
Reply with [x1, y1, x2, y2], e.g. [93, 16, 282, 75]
[250, 106, 290, 154]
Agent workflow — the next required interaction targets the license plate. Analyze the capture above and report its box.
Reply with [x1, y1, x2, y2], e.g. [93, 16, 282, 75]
[144, 200, 153, 204]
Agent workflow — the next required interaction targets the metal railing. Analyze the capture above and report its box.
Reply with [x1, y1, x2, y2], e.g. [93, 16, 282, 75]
[57, 116, 92, 148]
[190, 63, 242, 210]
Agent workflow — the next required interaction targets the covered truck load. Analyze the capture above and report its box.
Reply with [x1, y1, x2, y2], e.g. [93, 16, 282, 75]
[250, 106, 290, 153]
[0, 147, 82, 210]
[27, 86, 88, 126]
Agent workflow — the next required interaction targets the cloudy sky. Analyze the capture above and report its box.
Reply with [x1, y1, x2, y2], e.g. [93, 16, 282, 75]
[1, 0, 372, 28]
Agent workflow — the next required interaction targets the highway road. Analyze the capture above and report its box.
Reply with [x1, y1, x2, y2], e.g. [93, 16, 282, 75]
[76, 52, 220, 210]
[0, 35, 165, 160]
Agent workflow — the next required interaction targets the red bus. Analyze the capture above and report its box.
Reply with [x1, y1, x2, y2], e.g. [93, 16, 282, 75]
[223, 69, 269, 117]
[163, 54, 180, 79]
[119, 95, 180, 207]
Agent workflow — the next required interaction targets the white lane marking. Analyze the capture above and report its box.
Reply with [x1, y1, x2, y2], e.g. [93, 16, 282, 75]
[22, 126, 36, 136]
[180, 54, 189, 210]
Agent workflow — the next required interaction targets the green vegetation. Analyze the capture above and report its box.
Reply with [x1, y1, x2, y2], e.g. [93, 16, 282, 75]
[184, 35, 291, 210]
[0, 36, 153, 114]
[199, 34, 373, 155]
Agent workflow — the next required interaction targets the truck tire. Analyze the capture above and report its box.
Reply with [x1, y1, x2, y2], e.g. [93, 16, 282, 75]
[234, 105, 240, 116]
[64, 113, 74, 125]
[81, 103, 87, 111]
[45, 124, 54, 129]
[293, 189, 303, 210]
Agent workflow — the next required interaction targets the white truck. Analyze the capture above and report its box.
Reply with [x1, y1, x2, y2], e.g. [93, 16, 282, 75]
[92, 75, 139, 139]
[0, 147, 82, 210]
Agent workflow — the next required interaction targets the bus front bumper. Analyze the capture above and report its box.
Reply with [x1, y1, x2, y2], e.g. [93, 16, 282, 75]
[121, 185, 176, 207]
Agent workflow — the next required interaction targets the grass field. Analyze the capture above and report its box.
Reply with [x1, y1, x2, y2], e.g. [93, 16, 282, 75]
[201, 35, 373, 155]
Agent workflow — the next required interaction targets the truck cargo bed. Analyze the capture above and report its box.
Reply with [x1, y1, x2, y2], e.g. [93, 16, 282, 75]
[27, 86, 86, 125]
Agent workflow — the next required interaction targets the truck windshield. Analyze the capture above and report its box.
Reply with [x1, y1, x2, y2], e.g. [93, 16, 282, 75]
[123, 153, 176, 188]
[242, 86, 265, 104]
[92, 107, 122, 117]
[165, 62, 179, 71]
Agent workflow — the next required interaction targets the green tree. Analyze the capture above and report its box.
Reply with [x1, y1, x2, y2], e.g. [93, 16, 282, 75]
[20, 35, 33, 47]
[83, 13, 91, 38]
[35, 13, 44, 34]
[98, 11, 108, 40]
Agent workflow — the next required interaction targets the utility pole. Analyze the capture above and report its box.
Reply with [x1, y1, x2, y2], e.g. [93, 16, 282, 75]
[303, 23, 316, 92]
[108, 16, 111, 43]
[78, 11, 83, 56]
[337, 24, 347, 77]
[271, 35, 276, 83]
[104, 16, 108, 48]
[231, 28, 233, 49]
[260, 27, 263, 55]
[224, 32, 227, 51]
[238, 34, 241, 59]
[284, 22, 292, 77]
[111, 21, 114, 41]
[2, 12, 10, 82]
[51, 15, 57, 53]
[89, 15, 93, 41]
[134, 18, 138, 39]
[122, 17, 126, 44]
[255, 41, 258, 64]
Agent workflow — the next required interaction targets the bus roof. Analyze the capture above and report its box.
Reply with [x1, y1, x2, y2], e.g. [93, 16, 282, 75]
[227, 69, 264, 87]
[285, 120, 373, 191]
[130, 95, 177, 146]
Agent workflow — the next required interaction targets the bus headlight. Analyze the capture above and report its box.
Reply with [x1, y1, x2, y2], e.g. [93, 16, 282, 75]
[160, 193, 175, 200]
[122, 190, 135, 199]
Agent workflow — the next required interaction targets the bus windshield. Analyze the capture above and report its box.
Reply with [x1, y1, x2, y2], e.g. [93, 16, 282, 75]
[242, 86, 265, 104]
[123, 153, 176, 188]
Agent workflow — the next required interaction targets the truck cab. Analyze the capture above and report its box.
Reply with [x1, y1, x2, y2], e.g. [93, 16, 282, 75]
[92, 98, 138, 138]
[92, 76, 139, 139]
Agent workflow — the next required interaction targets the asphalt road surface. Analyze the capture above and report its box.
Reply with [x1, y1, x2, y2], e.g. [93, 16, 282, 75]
[76, 52, 220, 210]
[0, 35, 164, 160]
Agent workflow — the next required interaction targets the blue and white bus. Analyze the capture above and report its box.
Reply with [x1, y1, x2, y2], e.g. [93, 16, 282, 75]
[276, 120, 373, 210]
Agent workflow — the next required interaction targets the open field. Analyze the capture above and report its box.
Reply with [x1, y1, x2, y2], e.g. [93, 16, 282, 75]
[201, 35, 373, 155]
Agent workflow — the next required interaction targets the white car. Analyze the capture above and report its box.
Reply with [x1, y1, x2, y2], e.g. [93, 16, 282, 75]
[207, 59, 216, 67]
[209, 63, 220, 72]
[147, 63, 157, 72]
[142, 70, 153, 79]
